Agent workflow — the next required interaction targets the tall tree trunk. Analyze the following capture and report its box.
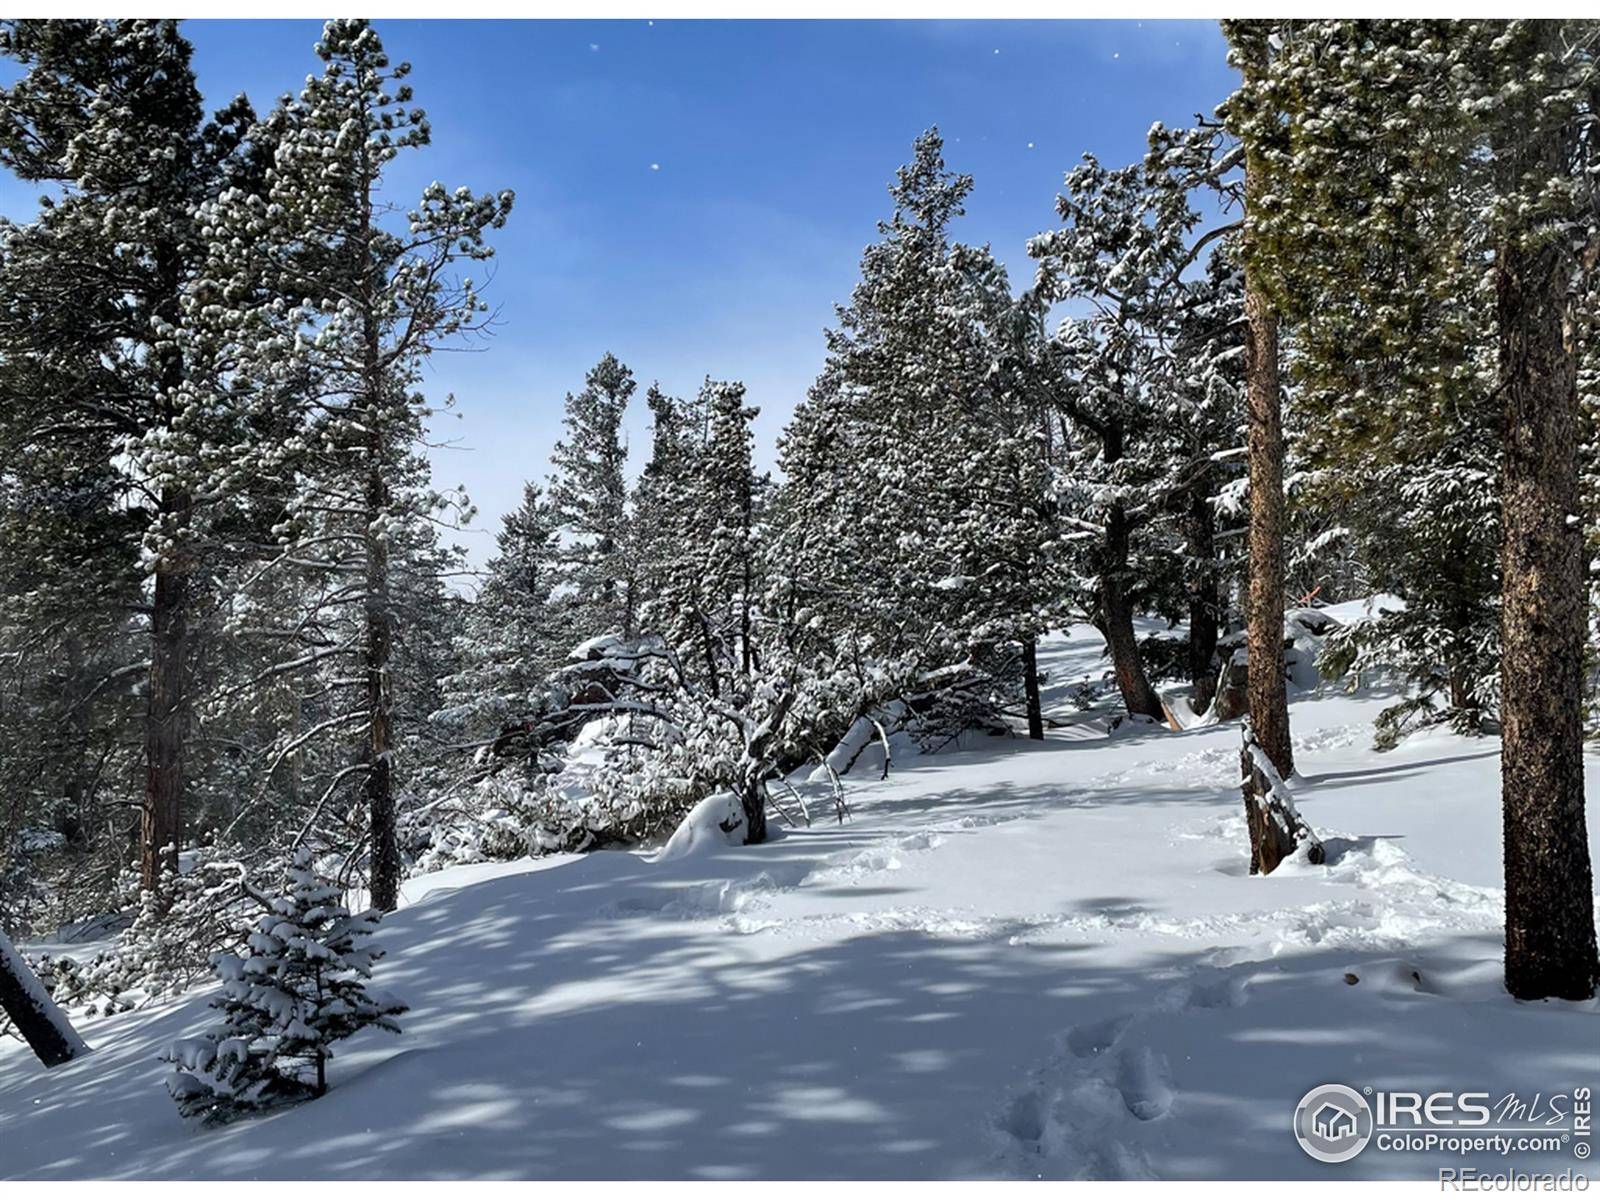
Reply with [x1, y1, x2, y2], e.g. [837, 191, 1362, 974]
[1099, 516, 1163, 721]
[140, 245, 191, 895]
[1241, 50, 1294, 781]
[1495, 43, 1599, 1000]
[1099, 423, 1164, 721]
[364, 455, 400, 915]
[1022, 637, 1045, 740]
[141, 542, 188, 892]
[1186, 487, 1221, 715]
[0, 928, 90, 1068]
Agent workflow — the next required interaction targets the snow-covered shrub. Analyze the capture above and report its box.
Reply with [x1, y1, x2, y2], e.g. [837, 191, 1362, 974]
[556, 702, 744, 847]
[162, 849, 406, 1126]
[100, 847, 263, 1005]
[408, 769, 580, 872]
[900, 658, 1013, 753]
[71, 843, 263, 1021]
[2, 840, 270, 1043]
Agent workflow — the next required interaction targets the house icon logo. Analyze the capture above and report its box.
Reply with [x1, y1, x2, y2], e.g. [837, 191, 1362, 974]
[1313, 1102, 1357, 1141]
[1294, 1084, 1374, 1163]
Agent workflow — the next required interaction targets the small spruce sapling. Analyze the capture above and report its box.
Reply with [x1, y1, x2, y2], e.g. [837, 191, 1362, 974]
[162, 850, 406, 1124]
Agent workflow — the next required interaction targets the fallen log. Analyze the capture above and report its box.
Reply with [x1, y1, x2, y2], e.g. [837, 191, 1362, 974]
[0, 927, 90, 1068]
[1241, 720, 1324, 875]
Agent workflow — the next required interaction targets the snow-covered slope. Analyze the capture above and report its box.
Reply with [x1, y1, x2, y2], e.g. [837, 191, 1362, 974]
[2, 626, 1596, 1180]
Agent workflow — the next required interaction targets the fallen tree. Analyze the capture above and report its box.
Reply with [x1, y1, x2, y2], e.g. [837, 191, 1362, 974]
[0, 926, 90, 1068]
[1241, 720, 1324, 875]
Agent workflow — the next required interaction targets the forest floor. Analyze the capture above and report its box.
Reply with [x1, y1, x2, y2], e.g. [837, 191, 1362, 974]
[2, 611, 1597, 1180]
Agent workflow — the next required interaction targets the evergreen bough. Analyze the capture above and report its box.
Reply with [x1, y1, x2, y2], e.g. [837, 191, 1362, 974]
[162, 850, 406, 1125]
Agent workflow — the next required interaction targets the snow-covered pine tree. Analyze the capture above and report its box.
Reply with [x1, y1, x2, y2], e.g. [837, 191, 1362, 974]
[439, 482, 568, 749]
[942, 250, 1059, 739]
[187, 18, 512, 911]
[162, 848, 405, 1124]
[1244, 18, 1598, 998]
[643, 379, 765, 696]
[1035, 95, 1311, 866]
[629, 383, 699, 616]
[1225, 20, 1500, 746]
[775, 129, 1052, 739]
[772, 366, 899, 675]
[0, 19, 261, 894]
[549, 353, 636, 640]
[1216, 20, 1300, 781]
[1155, 252, 1248, 714]
[1028, 146, 1212, 722]
[1138, 124, 1254, 717]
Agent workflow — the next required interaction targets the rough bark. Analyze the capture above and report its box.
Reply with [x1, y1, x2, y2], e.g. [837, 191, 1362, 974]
[140, 245, 192, 895]
[0, 928, 90, 1068]
[1241, 63, 1294, 782]
[1186, 488, 1221, 715]
[140, 533, 188, 894]
[1022, 637, 1045, 740]
[364, 453, 400, 915]
[1494, 51, 1599, 1000]
[1098, 423, 1164, 721]
[1210, 651, 1249, 724]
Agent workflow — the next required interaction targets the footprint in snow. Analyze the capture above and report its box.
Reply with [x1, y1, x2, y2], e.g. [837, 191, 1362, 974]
[1165, 969, 1252, 1011]
[1064, 1015, 1132, 1058]
[1115, 1046, 1174, 1121]
[998, 1088, 1048, 1147]
[992, 965, 1243, 1175]
[991, 1013, 1167, 1178]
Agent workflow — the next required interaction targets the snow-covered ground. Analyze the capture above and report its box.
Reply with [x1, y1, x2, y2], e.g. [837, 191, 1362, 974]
[2, 623, 1596, 1180]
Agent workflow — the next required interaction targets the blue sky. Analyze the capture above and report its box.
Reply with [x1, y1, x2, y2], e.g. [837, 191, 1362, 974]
[5, 19, 1239, 567]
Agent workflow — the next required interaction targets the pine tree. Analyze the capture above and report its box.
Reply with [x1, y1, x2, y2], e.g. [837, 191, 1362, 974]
[1227, 20, 1500, 743]
[1029, 142, 1233, 721]
[1482, 21, 1598, 1001]
[701, 381, 764, 682]
[1220, 20, 1298, 780]
[0, 19, 260, 893]
[635, 379, 756, 697]
[778, 128, 1051, 730]
[162, 849, 405, 1124]
[549, 353, 635, 640]
[629, 383, 699, 614]
[441, 483, 567, 742]
[1244, 18, 1598, 997]
[1161, 254, 1248, 714]
[187, 18, 512, 911]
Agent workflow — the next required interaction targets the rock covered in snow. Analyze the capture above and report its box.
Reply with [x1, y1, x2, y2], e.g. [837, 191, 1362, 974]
[654, 791, 746, 862]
